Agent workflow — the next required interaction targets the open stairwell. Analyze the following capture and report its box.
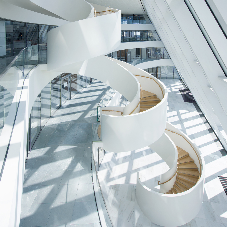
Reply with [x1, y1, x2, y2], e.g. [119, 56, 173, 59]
[166, 146, 200, 194]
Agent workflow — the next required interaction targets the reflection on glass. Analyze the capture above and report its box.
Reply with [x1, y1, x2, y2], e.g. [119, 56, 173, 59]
[0, 18, 56, 75]
[121, 30, 160, 42]
[110, 47, 170, 66]
[121, 14, 149, 24]
[144, 66, 180, 79]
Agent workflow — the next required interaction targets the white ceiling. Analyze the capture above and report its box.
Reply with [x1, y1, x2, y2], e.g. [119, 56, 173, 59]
[86, 0, 144, 14]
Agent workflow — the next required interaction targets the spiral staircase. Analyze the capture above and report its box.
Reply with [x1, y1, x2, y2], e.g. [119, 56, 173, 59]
[0, 0, 205, 226]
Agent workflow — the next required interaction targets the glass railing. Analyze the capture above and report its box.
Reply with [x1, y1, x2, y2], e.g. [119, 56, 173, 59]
[121, 30, 161, 42]
[0, 45, 40, 179]
[92, 134, 113, 227]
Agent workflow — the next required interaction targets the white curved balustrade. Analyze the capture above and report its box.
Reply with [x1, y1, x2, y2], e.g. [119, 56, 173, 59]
[136, 122, 205, 227]
[47, 12, 121, 71]
[165, 123, 203, 172]
[101, 95, 167, 152]
[112, 58, 166, 99]
[149, 133, 178, 193]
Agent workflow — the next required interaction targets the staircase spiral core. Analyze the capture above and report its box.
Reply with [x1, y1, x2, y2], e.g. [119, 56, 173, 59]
[0, 0, 205, 226]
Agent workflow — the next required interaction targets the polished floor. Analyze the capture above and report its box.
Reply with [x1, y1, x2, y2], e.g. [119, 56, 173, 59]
[20, 78, 227, 227]
[98, 79, 227, 227]
[20, 79, 111, 227]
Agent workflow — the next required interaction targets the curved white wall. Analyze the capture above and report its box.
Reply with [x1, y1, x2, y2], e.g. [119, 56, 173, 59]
[112, 59, 166, 99]
[31, 0, 93, 22]
[136, 122, 205, 227]
[149, 132, 178, 193]
[136, 172, 204, 227]
[47, 11, 121, 71]
[101, 93, 167, 153]
[0, 0, 67, 25]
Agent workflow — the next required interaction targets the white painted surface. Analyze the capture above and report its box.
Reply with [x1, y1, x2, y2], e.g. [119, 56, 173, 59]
[149, 132, 178, 193]
[189, 0, 227, 73]
[101, 92, 167, 152]
[0, 63, 64, 226]
[0, 0, 67, 25]
[136, 122, 205, 227]
[143, 0, 227, 151]
[47, 12, 121, 71]
[80, 56, 139, 104]
[112, 59, 166, 100]
[136, 172, 204, 227]
[5, 0, 63, 19]
[31, 0, 93, 22]
[206, 0, 227, 36]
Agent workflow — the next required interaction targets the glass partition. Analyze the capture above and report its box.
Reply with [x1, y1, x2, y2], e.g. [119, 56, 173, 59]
[121, 30, 160, 42]
[0, 45, 39, 178]
[121, 14, 149, 24]
[0, 18, 56, 74]
[144, 66, 180, 79]
[109, 47, 170, 65]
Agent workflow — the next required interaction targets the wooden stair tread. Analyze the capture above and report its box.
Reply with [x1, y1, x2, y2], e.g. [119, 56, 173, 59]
[171, 187, 178, 194]
[140, 100, 160, 104]
[178, 169, 200, 177]
[141, 90, 155, 95]
[173, 183, 184, 193]
[165, 147, 200, 194]
[140, 89, 161, 112]
[141, 95, 157, 99]
[166, 189, 173, 194]
[177, 174, 199, 184]
[176, 178, 192, 190]
[176, 177, 195, 188]
[178, 162, 198, 169]
[175, 179, 190, 191]
[177, 146, 189, 160]
[140, 104, 158, 107]
[178, 156, 194, 164]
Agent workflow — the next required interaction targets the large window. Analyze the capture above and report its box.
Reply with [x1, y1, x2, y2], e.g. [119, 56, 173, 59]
[109, 47, 170, 65]
[0, 17, 56, 74]
[121, 30, 160, 42]
[121, 14, 149, 24]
